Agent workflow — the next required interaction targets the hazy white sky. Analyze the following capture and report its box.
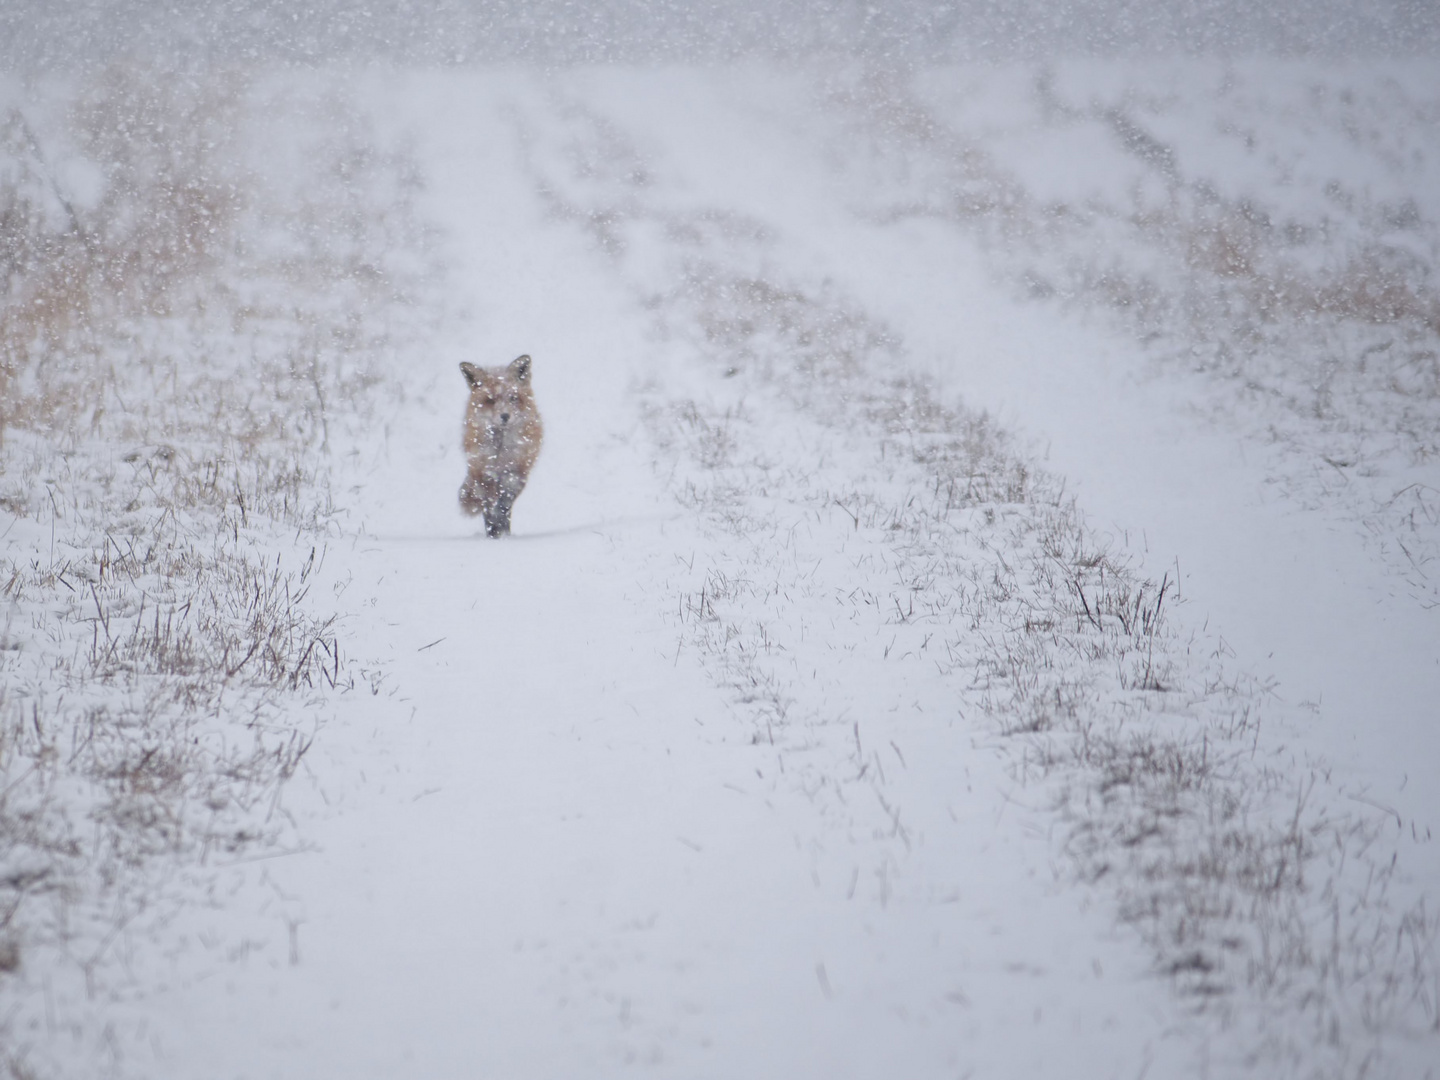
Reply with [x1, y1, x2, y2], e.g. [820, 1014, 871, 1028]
[3, 0, 1437, 69]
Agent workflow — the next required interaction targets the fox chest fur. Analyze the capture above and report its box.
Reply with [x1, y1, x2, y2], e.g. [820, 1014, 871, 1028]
[459, 354, 543, 537]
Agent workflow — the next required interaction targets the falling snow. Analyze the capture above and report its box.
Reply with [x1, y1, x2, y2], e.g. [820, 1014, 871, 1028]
[2, 7, 1438, 1079]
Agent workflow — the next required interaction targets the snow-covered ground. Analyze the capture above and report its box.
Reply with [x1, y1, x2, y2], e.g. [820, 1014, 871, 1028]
[4, 62, 1437, 1079]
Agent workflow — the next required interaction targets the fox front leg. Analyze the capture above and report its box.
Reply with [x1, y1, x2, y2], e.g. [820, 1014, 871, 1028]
[484, 493, 515, 538]
[459, 475, 486, 518]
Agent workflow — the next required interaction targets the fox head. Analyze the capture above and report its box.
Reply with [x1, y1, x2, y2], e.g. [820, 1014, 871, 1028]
[460, 354, 535, 430]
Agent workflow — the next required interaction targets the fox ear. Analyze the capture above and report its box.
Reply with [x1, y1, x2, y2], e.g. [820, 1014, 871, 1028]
[510, 354, 532, 382]
[460, 362, 480, 387]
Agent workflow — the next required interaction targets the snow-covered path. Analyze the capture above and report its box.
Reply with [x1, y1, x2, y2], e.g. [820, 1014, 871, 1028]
[104, 72, 1216, 1080]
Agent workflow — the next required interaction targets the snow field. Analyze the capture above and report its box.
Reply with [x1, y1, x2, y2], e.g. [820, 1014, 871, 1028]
[123, 70, 1186, 1078]
[2, 60, 1437, 1080]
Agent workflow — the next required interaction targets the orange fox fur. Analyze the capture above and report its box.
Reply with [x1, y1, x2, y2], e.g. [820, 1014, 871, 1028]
[459, 354, 543, 537]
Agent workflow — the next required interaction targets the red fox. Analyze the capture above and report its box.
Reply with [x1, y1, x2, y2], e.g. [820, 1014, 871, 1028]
[459, 354, 543, 537]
